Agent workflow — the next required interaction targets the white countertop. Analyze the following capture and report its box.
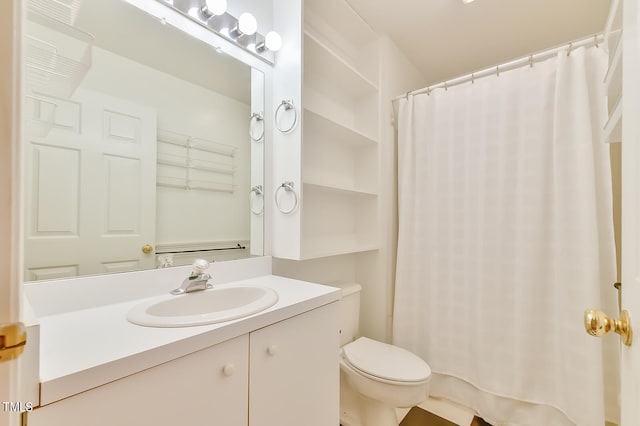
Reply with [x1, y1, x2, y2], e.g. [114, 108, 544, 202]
[34, 274, 340, 405]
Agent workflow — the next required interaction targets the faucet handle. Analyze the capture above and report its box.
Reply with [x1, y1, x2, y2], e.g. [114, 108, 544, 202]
[191, 259, 212, 275]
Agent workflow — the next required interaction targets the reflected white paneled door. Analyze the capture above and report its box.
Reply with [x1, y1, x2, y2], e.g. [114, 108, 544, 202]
[24, 89, 157, 280]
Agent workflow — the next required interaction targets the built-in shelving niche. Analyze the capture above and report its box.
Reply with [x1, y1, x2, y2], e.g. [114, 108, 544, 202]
[302, 109, 378, 195]
[297, 0, 381, 260]
[301, 183, 378, 260]
[303, 31, 378, 142]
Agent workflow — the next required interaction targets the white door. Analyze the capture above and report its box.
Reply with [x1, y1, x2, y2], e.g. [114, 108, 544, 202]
[23, 89, 157, 280]
[1, 2, 23, 425]
[620, 0, 640, 423]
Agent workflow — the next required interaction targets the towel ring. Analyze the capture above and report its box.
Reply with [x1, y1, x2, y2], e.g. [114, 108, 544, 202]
[249, 112, 265, 142]
[275, 100, 298, 133]
[274, 181, 298, 214]
[250, 185, 264, 215]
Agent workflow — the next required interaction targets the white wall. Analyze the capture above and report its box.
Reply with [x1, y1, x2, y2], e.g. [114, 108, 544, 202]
[80, 47, 251, 246]
[362, 36, 426, 342]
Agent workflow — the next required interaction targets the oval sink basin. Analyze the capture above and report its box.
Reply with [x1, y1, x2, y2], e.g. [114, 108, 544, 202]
[127, 286, 279, 327]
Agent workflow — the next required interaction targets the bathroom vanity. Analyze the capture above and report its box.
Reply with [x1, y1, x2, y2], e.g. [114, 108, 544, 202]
[24, 258, 341, 426]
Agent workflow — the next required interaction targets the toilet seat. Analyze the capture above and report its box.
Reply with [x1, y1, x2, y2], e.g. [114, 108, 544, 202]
[341, 337, 431, 383]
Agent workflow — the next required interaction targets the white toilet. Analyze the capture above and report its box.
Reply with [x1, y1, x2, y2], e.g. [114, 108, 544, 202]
[334, 283, 431, 426]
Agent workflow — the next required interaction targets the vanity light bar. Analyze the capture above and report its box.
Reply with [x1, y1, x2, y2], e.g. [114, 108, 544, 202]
[159, 0, 281, 64]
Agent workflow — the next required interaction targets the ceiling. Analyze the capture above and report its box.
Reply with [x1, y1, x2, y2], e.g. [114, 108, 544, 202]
[346, 0, 611, 85]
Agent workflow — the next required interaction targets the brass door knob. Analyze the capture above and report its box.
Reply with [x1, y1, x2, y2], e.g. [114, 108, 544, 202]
[141, 244, 154, 254]
[584, 309, 632, 346]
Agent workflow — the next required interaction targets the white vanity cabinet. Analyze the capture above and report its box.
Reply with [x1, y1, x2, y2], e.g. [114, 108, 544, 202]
[28, 335, 250, 426]
[27, 301, 340, 426]
[249, 302, 340, 426]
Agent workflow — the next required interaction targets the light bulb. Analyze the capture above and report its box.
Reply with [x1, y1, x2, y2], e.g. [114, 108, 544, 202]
[264, 31, 282, 51]
[256, 31, 282, 53]
[238, 12, 257, 36]
[202, 0, 226, 17]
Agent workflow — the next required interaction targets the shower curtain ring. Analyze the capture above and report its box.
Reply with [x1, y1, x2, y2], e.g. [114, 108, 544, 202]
[444, 81, 448, 91]
[496, 66, 500, 77]
[471, 73, 474, 84]
[567, 42, 573, 57]
[594, 35, 599, 48]
[529, 55, 533, 68]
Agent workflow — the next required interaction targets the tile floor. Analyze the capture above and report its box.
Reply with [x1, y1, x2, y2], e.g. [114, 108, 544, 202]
[399, 407, 492, 426]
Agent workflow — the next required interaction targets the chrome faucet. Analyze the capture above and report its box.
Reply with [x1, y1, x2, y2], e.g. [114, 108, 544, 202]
[171, 259, 214, 295]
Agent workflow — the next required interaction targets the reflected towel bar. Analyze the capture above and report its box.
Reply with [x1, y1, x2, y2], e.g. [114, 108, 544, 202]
[156, 243, 246, 255]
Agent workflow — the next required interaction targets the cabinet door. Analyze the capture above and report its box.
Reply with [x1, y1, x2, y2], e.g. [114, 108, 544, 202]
[249, 302, 340, 426]
[29, 335, 249, 426]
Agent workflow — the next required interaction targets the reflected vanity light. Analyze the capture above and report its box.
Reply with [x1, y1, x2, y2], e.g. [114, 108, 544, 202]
[159, 1, 281, 64]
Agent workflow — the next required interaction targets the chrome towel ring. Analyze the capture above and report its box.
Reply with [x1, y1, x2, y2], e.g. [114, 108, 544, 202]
[274, 181, 298, 214]
[250, 185, 264, 215]
[275, 99, 298, 133]
[249, 112, 264, 142]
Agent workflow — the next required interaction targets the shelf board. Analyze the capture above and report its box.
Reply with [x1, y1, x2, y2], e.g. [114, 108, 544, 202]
[304, 181, 377, 197]
[304, 107, 378, 147]
[304, 0, 377, 49]
[301, 236, 378, 260]
[304, 31, 378, 99]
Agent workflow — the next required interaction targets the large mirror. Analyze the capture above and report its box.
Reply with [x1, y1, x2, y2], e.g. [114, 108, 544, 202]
[22, 0, 265, 282]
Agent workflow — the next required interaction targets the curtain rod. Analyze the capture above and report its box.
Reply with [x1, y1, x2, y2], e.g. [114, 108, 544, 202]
[392, 33, 605, 103]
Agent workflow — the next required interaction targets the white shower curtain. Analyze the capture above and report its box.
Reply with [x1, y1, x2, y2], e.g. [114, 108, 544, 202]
[394, 46, 618, 426]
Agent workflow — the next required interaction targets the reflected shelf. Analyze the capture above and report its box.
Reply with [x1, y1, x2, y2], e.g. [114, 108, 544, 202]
[157, 129, 237, 158]
[157, 176, 236, 193]
[24, 10, 94, 99]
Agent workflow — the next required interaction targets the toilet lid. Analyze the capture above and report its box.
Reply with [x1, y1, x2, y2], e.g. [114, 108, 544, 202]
[342, 337, 431, 383]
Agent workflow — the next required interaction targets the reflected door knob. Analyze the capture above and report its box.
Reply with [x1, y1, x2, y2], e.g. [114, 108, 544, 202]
[141, 244, 153, 254]
[584, 309, 632, 346]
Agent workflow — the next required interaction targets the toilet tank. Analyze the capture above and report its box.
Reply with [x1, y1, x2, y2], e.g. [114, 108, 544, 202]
[330, 282, 362, 346]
